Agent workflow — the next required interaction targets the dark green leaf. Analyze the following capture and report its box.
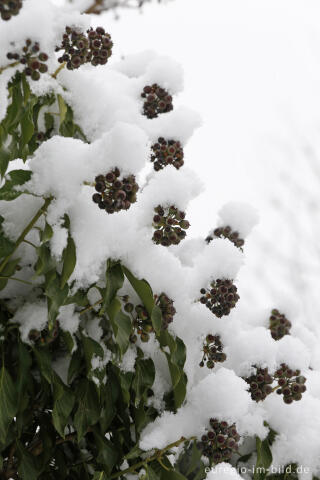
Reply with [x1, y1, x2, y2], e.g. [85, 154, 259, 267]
[102, 261, 124, 312]
[122, 266, 154, 315]
[82, 334, 104, 370]
[93, 429, 119, 473]
[254, 436, 273, 480]
[52, 378, 75, 437]
[74, 379, 100, 441]
[93, 473, 107, 480]
[21, 110, 34, 146]
[16, 440, 42, 480]
[34, 348, 53, 383]
[17, 342, 32, 410]
[0, 149, 10, 178]
[160, 471, 187, 480]
[0, 366, 17, 443]
[8, 169, 32, 185]
[146, 465, 160, 480]
[61, 235, 76, 288]
[132, 357, 155, 406]
[57, 94, 68, 124]
[0, 257, 20, 291]
[0, 232, 15, 259]
[151, 305, 162, 334]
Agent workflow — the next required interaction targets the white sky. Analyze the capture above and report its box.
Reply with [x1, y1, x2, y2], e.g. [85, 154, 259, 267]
[104, 0, 320, 319]
[106, 0, 320, 225]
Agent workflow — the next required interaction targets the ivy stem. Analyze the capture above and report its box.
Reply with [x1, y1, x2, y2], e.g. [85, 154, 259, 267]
[0, 197, 52, 275]
[109, 436, 196, 479]
[0, 276, 33, 286]
[22, 239, 38, 249]
[51, 62, 66, 79]
[79, 298, 103, 316]
[0, 61, 20, 75]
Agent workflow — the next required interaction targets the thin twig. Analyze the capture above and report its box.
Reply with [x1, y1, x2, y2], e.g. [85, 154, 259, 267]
[51, 62, 66, 79]
[0, 61, 20, 75]
[0, 276, 33, 286]
[0, 197, 52, 274]
[109, 436, 195, 479]
[79, 298, 103, 316]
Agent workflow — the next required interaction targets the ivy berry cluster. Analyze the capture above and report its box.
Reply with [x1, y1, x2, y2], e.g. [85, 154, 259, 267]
[199, 334, 226, 369]
[155, 292, 176, 329]
[124, 292, 176, 343]
[92, 169, 139, 214]
[275, 364, 307, 404]
[269, 309, 292, 340]
[28, 320, 60, 346]
[7, 40, 48, 81]
[151, 137, 184, 171]
[200, 279, 239, 317]
[56, 26, 113, 70]
[197, 418, 240, 464]
[206, 226, 244, 249]
[141, 84, 173, 118]
[245, 367, 274, 402]
[152, 205, 190, 246]
[0, 0, 23, 21]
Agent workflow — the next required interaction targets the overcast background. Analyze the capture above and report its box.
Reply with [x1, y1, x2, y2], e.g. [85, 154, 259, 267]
[98, 0, 320, 329]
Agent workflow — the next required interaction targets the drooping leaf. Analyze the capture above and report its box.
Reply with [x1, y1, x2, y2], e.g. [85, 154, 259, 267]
[57, 94, 68, 124]
[92, 428, 119, 473]
[151, 305, 162, 334]
[102, 261, 124, 312]
[8, 169, 32, 185]
[132, 357, 155, 406]
[254, 436, 273, 480]
[16, 440, 42, 480]
[74, 379, 100, 441]
[52, 378, 75, 437]
[20, 109, 34, 147]
[61, 235, 76, 288]
[122, 266, 154, 315]
[0, 366, 17, 443]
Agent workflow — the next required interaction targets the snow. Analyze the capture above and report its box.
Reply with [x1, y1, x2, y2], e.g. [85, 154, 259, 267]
[12, 301, 48, 344]
[1, 0, 320, 475]
[206, 463, 244, 480]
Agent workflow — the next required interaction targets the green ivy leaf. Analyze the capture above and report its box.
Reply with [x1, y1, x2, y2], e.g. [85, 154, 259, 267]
[74, 379, 100, 441]
[82, 334, 104, 371]
[132, 357, 155, 406]
[146, 465, 160, 480]
[16, 440, 42, 480]
[92, 428, 119, 473]
[161, 471, 187, 480]
[0, 257, 20, 291]
[254, 436, 273, 480]
[21, 110, 34, 147]
[93, 473, 107, 480]
[52, 378, 75, 437]
[159, 331, 187, 409]
[122, 266, 154, 315]
[61, 235, 76, 288]
[17, 342, 32, 412]
[45, 275, 69, 328]
[102, 261, 124, 312]
[57, 94, 68, 124]
[68, 348, 83, 384]
[107, 300, 131, 356]
[34, 348, 53, 383]
[8, 169, 32, 185]
[151, 305, 162, 334]
[0, 231, 15, 259]
[0, 366, 17, 443]
[0, 149, 10, 178]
